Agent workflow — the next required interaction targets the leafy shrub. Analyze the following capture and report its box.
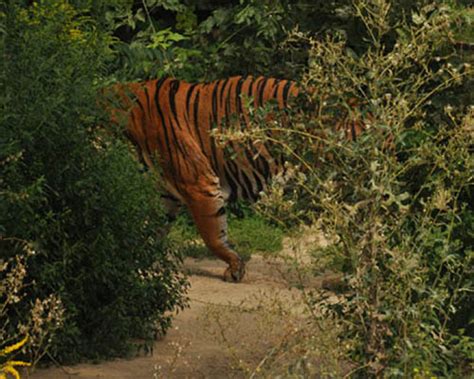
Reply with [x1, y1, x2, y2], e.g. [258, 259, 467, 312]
[1, 0, 187, 363]
[103, 0, 454, 82]
[248, 1, 473, 376]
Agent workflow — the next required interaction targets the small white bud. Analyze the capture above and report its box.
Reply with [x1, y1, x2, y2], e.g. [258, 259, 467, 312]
[444, 105, 453, 113]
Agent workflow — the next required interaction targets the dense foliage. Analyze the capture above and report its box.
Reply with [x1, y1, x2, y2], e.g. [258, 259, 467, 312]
[249, 2, 473, 376]
[105, 0, 474, 82]
[106, 1, 316, 80]
[1, 0, 187, 363]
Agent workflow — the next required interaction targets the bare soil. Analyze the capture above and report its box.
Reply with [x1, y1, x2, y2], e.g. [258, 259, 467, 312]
[26, 243, 338, 379]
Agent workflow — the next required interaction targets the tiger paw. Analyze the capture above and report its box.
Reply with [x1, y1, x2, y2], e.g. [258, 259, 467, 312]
[223, 262, 246, 283]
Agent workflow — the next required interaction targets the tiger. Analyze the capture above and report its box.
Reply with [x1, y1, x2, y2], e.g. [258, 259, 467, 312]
[108, 75, 365, 282]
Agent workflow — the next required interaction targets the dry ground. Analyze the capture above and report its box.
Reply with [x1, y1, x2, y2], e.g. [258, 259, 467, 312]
[26, 234, 342, 379]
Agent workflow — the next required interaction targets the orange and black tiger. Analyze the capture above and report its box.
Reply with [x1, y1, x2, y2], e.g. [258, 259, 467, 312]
[109, 75, 366, 282]
[108, 76, 300, 282]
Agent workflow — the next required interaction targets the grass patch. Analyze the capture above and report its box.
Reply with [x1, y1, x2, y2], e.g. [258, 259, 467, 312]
[168, 208, 284, 261]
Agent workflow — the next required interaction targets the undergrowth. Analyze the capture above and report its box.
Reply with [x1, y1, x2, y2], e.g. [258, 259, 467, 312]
[169, 207, 284, 262]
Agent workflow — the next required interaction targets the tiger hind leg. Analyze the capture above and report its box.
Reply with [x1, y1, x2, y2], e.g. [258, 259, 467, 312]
[181, 179, 245, 282]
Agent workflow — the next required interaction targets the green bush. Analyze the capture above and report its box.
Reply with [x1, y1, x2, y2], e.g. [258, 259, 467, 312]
[1, 0, 187, 363]
[251, 1, 473, 376]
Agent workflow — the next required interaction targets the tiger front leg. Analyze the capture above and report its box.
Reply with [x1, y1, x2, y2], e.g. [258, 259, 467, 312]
[182, 182, 246, 282]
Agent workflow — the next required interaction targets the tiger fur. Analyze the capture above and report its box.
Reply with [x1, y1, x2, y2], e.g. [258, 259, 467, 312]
[108, 76, 301, 282]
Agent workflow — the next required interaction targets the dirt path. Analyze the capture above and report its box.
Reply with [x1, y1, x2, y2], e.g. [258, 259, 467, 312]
[27, 253, 317, 379]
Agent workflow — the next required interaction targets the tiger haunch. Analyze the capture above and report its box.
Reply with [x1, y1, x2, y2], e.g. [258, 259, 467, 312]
[110, 76, 299, 282]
